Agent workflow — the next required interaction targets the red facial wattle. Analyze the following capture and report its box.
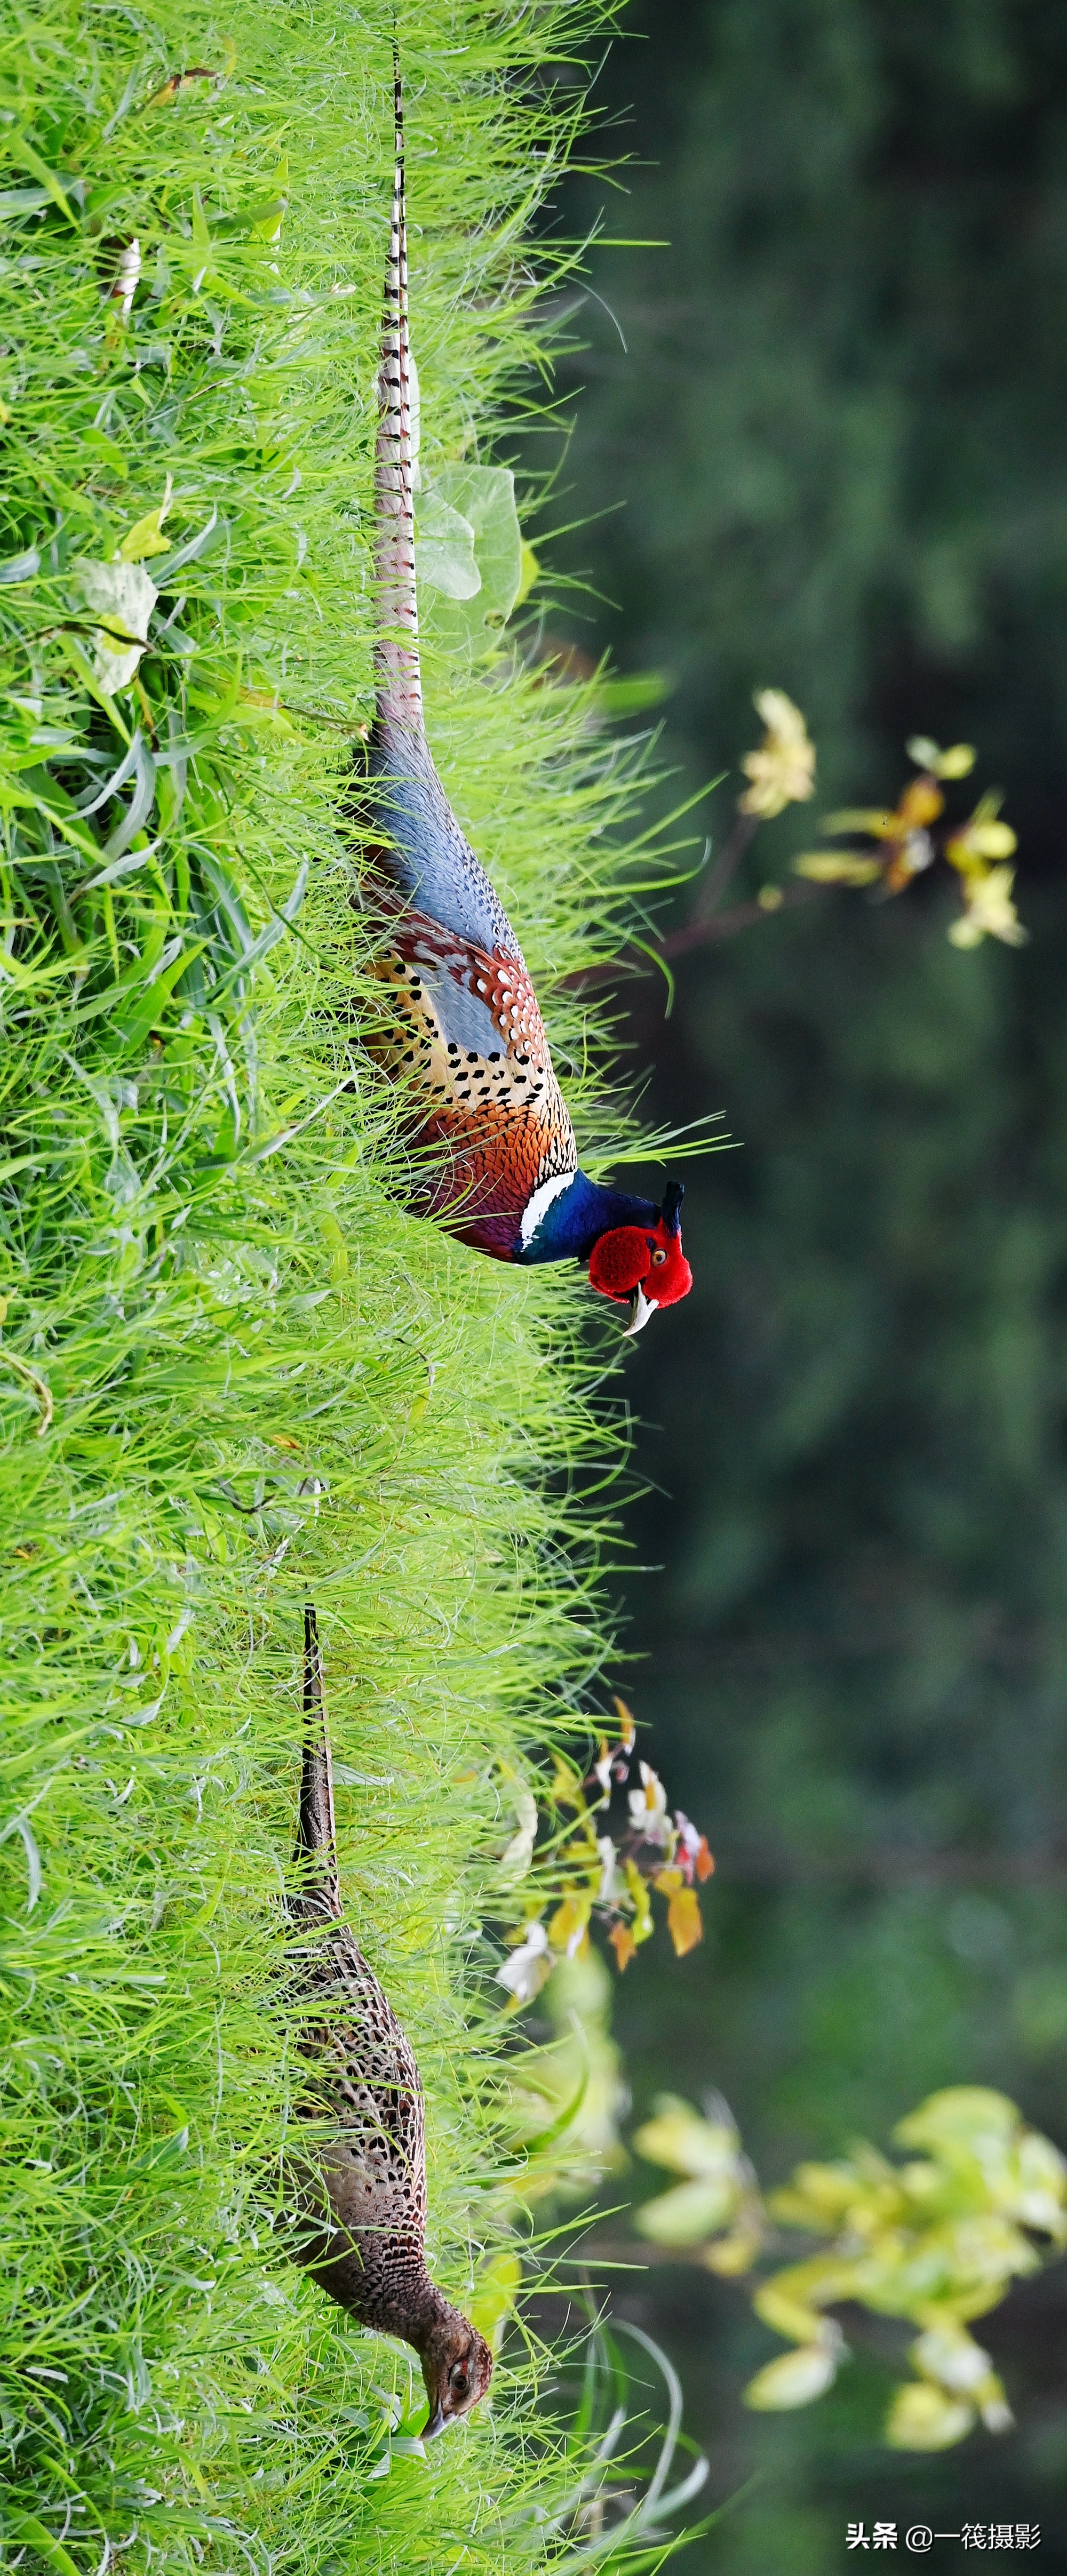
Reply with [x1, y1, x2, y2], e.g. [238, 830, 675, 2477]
[587, 1214, 693, 1331]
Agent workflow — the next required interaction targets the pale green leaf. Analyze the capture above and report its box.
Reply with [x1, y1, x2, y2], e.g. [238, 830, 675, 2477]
[415, 489, 481, 600]
[425, 465, 524, 649]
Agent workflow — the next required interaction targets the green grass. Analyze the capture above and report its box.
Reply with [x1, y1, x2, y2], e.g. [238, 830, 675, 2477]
[0, 4, 703, 2569]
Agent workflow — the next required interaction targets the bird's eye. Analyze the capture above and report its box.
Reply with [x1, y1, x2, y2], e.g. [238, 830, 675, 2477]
[449, 2364, 469, 2396]
[651, 1247, 667, 1266]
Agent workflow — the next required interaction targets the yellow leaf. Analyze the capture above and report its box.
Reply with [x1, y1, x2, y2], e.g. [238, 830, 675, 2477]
[947, 867, 1026, 949]
[120, 476, 174, 562]
[550, 1755, 584, 1810]
[547, 1892, 591, 1957]
[704, 2220, 763, 2277]
[820, 807, 894, 835]
[934, 742, 976, 779]
[120, 519, 172, 562]
[794, 852, 883, 886]
[637, 2174, 736, 2244]
[623, 1856, 654, 1942]
[634, 2094, 740, 2179]
[744, 2343, 839, 2410]
[609, 1920, 636, 1972]
[666, 1884, 703, 1957]
[468, 2247, 521, 2349]
[768, 2164, 866, 2229]
[515, 540, 540, 607]
[611, 1693, 637, 1752]
[884, 2381, 974, 2450]
[944, 818, 1017, 870]
[910, 2323, 996, 2398]
[899, 777, 945, 828]
[906, 737, 976, 779]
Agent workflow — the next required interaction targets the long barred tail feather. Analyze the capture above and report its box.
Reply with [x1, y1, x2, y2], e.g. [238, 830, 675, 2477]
[294, 1602, 343, 1919]
[375, 49, 423, 734]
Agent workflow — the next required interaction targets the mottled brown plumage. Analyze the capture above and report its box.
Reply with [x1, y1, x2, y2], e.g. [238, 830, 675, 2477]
[285, 1606, 492, 2436]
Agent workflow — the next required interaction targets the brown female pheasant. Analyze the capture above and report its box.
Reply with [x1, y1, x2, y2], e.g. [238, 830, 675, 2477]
[360, 59, 693, 1335]
[286, 1606, 492, 2436]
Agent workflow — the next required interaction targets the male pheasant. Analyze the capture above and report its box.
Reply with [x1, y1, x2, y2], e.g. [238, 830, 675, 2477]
[286, 1606, 493, 2436]
[359, 61, 693, 1335]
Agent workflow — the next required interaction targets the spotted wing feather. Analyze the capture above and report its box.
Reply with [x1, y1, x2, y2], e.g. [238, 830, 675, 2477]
[368, 882, 577, 1255]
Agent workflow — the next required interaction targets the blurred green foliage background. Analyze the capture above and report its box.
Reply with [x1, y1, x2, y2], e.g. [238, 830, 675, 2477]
[540, 1, 1067, 2562]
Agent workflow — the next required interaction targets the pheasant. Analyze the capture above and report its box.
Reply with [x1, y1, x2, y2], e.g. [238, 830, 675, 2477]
[285, 1605, 493, 2437]
[358, 60, 694, 1336]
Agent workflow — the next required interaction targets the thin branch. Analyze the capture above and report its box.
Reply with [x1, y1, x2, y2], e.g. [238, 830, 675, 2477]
[685, 812, 757, 925]
[659, 880, 820, 957]
[560, 879, 822, 990]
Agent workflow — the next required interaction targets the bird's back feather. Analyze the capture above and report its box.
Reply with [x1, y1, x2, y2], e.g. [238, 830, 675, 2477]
[288, 1606, 431, 2332]
[362, 61, 577, 1257]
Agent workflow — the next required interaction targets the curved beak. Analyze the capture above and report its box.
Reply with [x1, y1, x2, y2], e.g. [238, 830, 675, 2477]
[623, 1282, 656, 1338]
[423, 2400, 447, 2441]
